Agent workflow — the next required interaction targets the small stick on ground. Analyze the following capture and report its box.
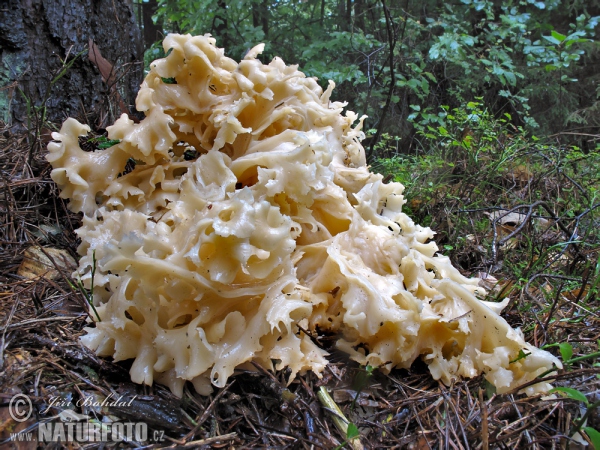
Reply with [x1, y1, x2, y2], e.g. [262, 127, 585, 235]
[479, 388, 489, 450]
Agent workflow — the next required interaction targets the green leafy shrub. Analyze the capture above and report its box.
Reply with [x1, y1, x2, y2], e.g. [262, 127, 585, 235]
[373, 101, 600, 278]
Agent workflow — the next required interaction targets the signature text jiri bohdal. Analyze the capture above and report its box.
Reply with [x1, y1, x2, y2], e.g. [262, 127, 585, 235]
[42, 393, 137, 414]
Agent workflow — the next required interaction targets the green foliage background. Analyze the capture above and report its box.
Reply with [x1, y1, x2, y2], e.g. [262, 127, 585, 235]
[143, 0, 600, 159]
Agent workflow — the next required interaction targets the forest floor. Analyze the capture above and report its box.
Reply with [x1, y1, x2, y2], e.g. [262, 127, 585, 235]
[1, 122, 599, 449]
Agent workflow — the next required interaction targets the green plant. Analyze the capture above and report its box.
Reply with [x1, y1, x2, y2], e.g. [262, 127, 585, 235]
[546, 341, 600, 448]
[351, 364, 375, 409]
[67, 250, 101, 322]
[317, 386, 362, 450]
[550, 385, 600, 448]
[373, 101, 537, 231]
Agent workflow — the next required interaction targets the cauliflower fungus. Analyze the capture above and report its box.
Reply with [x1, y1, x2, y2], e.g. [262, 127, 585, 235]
[46, 34, 560, 396]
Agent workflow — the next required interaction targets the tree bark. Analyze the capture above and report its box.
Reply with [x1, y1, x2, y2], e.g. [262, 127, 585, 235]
[338, 0, 347, 31]
[212, 1, 231, 50]
[0, 0, 143, 130]
[142, 0, 163, 49]
[346, 0, 352, 27]
[355, 0, 366, 33]
[252, 0, 269, 39]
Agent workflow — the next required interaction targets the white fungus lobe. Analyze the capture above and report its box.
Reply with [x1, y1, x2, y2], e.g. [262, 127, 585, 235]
[47, 34, 560, 396]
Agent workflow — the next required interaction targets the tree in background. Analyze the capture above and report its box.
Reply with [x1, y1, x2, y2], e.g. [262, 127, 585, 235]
[148, 0, 599, 158]
[0, 0, 142, 129]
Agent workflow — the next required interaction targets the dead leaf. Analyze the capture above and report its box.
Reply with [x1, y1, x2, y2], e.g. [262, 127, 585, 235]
[409, 199, 422, 209]
[477, 273, 515, 299]
[477, 272, 498, 290]
[88, 39, 116, 86]
[564, 288, 588, 302]
[408, 434, 435, 450]
[485, 210, 550, 229]
[88, 39, 129, 116]
[17, 247, 76, 281]
[511, 164, 533, 186]
[332, 389, 379, 407]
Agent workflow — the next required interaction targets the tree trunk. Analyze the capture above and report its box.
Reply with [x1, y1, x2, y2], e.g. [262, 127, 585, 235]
[346, 0, 352, 27]
[0, 0, 143, 130]
[142, 0, 163, 49]
[338, 0, 347, 31]
[355, 0, 366, 33]
[252, 0, 269, 39]
[212, 1, 231, 50]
